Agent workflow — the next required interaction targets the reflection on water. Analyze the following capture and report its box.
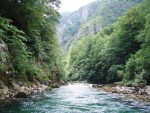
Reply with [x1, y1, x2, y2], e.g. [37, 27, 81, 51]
[0, 83, 150, 113]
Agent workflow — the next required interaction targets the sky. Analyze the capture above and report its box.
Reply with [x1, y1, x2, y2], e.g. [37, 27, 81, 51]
[59, 0, 96, 13]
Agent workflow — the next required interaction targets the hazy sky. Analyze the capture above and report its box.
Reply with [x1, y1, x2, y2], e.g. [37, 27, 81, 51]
[59, 0, 96, 13]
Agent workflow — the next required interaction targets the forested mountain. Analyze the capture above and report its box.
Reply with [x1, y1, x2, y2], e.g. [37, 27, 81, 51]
[0, 0, 149, 92]
[66, 0, 150, 85]
[58, 0, 143, 52]
[0, 0, 65, 87]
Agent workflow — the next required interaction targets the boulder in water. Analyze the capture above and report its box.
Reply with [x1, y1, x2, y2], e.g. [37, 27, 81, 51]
[15, 92, 27, 98]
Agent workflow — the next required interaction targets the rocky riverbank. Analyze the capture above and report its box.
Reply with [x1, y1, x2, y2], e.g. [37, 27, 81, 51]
[0, 80, 67, 100]
[93, 84, 150, 102]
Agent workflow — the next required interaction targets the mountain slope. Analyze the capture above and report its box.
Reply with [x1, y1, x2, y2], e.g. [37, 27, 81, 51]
[58, 0, 143, 52]
[57, 1, 99, 51]
[66, 0, 150, 85]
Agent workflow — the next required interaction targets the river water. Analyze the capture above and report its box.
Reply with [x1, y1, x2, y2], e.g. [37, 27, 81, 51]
[0, 84, 150, 113]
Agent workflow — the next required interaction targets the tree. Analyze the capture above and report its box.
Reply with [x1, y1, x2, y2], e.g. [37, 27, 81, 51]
[0, 0, 64, 84]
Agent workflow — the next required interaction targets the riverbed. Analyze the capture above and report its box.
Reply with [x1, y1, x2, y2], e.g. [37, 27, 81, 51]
[0, 83, 150, 113]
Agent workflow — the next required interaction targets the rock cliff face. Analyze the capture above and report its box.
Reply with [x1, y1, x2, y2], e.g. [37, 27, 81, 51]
[58, 0, 143, 52]
[81, 7, 89, 22]
[77, 22, 103, 38]
[0, 39, 8, 80]
[0, 39, 8, 62]
[57, 1, 99, 51]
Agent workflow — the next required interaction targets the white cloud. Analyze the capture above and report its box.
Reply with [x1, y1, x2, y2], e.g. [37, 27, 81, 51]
[59, 0, 96, 13]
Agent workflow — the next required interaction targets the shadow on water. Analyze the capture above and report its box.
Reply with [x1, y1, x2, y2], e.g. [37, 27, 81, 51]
[0, 84, 150, 113]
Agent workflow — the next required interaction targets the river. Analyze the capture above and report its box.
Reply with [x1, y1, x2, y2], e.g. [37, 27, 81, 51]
[0, 84, 150, 113]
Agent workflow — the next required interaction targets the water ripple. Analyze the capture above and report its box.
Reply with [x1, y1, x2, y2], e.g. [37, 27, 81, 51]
[0, 83, 150, 113]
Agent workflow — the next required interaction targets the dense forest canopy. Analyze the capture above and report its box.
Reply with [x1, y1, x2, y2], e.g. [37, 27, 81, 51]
[0, 0, 65, 85]
[66, 0, 150, 85]
[0, 0, 149, 87]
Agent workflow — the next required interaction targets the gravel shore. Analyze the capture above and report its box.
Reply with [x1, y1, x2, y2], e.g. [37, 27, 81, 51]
[93, 84, 150, 102]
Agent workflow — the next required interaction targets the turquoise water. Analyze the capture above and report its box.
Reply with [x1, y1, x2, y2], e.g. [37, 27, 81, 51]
[0, 84, 150, 113]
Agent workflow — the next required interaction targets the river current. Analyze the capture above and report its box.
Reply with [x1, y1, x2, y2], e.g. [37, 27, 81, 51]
[0, 84, 150, 113]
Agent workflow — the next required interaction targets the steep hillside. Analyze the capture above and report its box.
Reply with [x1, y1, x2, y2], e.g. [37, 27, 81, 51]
[67, 0, 150, 85]
[57, 1, 100, 51]
[58, 0, 143, 52]
[0, 0, 65, 89]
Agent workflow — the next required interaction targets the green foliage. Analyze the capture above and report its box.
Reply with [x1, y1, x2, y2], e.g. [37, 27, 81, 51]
[124, 47, 150, 85]
[107, 65, 124, 83]
[58, 0, 143, 52]
[0, 17, 28, 79]
[67, 0, 150, 85]
[0, 0, 64, 84]
[123, 0, 150, 85]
